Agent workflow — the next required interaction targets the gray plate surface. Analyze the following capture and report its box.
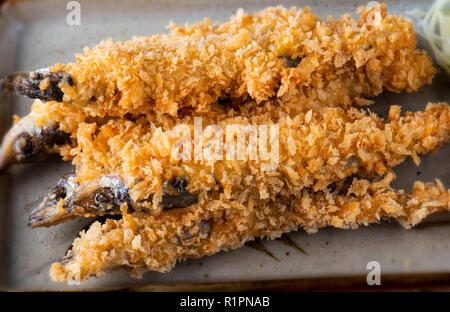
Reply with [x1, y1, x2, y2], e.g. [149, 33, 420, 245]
[0, 0, 448, 290]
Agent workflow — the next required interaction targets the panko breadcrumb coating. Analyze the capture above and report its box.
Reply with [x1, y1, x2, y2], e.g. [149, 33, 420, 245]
[50, 4, 435, 117]
[0, 3, 446, 286]
[24, 101, 449, 229]
[0, 3, 438, 169]
[49, 177, 449, 284]
[61, 102, 449, 205]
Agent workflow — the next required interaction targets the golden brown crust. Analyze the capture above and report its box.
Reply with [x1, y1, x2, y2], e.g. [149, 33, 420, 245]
[44, 101, 450, 284]
[11, 3, 444, 285]
[49, 178, 449, 284]
[51, 4, 435, 117]
[61, 102, 449, 203]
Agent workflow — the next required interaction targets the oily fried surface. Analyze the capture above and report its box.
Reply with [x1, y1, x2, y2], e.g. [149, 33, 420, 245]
[9, 3, 445, 285]
[54, 102, 449, 204]
[49, 178, 449, 284]
[51, 4, 435, 117]
[22, 97, 449, 285]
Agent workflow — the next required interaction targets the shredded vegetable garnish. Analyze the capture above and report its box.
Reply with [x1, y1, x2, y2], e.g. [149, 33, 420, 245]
[407, 0, 450, 74]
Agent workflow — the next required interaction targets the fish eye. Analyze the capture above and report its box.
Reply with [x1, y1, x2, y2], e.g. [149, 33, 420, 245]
[94, 190, 111, 205]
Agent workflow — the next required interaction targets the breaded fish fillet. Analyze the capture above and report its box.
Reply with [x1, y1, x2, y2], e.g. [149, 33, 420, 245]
[49, 177, 449, 284]
[0, 98, 240, 169]
[27, 102, 450, 228]
[1, 4, 436, 116]
[64, 102, 449, 204]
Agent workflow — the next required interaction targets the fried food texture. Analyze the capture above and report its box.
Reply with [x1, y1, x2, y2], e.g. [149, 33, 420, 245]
[51, 4, 435, 116]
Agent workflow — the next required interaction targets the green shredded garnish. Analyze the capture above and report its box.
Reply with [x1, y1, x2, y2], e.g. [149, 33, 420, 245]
[407, 0, 450, 75]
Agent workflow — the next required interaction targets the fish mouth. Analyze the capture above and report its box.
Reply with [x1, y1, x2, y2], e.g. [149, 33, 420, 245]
[28, 172, 79, 227]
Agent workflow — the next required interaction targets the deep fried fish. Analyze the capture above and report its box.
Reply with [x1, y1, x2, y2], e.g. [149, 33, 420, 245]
[49, 177, 449, 284]
[66, 103, 449, 205]
[1, 4, 436, 116]
[28, 103, 450, 228]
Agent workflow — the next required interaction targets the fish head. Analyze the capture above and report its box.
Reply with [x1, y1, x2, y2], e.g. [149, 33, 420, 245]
[0, 116, 69, 170]
[28, 172, 79, 227]
[64, 175, 131, 216]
